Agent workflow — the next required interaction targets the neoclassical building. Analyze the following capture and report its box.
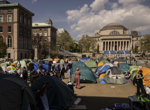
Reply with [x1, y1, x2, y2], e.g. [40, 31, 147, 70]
[93, 22, 141, 53]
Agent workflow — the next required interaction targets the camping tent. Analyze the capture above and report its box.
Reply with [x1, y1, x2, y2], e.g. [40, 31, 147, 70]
[0, 67, 4, 74]
[7, 66, 17, 72]
[84, 60, 98, 72]
[97, 65, 110, 76]
[119, 63, 129, 73]
[20, 60, 27, 69]
[43, 58, 53, 61]
[113, 58, 126, 62]
[98, 58, 104, 63]
[71, 61, 97, 83]
[54, 58, 60, 63]
[33, 63, 39, 71]
[135, 67, 150, 86]
[97, 63, 114, 75]
[0, 63, 7, 67]
[103, 67, 127, 84]
[31, 76, 74, 110]
[95, 66, 103, 74]
[79, 57, 91, 63]
[1, 66, 7, 73]
[100, 59, 109, 64]
[13, 60, 18, 64]
[129, 65, 140, 80]
[0, 74, 36, 110]
[98, 62, 104, 67]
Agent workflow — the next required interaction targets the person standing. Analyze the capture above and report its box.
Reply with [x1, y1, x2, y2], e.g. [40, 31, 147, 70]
[23, 67, 28, 82]
[55, 64, 61, 78]
[61, 65, 66, 79]
[30, 70, 39, 85]
[67, 67, 72, 81]
[136, 70, 145, 96]
[75, 68, 81, 89]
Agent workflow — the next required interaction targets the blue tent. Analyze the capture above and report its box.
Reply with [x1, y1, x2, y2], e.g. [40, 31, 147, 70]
[42, 64, 49, 72]
[110, 50, 115, 54]
[104, 51, 109, 54]
[95, 66, 103, 73]
[33, 63, 39, 71]
[79, 57, 91, 63]
[57, 60, 60, 63]
[71, 61, 97, 83]
[98, 65, 110, 75]
[124, 50, 130, 54]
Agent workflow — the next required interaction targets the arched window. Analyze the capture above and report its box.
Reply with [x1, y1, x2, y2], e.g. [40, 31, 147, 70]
[7, 35, 12, 47]
[110, 31, 120, 35]
[24, 38, 26, 49]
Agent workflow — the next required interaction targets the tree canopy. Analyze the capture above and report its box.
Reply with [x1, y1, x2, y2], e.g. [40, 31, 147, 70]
[78, 34, 97, 52]
[140, 35, 150, 52]
[0, 36, 7, 58]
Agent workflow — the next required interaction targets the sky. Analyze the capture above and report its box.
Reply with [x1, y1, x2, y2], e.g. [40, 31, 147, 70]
[10, 0, 150, 41]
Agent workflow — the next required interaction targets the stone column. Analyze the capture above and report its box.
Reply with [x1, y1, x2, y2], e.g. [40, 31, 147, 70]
[111, 41, 112, 50]
[123, 41, 124, 50]
[108, 41, 109, 50]
[125, 41, 127, 50]
[105, 41, 106, 50]
[117, 41, 118, 51]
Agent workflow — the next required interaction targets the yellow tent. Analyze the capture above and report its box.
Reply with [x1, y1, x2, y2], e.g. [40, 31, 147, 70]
[135, 67, 150, 86]
[98, 62, 104, 67]
[65, 59, 68, 62]
[54, 58, 60, 63]
[99, 73, 105, 78]
[117, 61, 123, 67]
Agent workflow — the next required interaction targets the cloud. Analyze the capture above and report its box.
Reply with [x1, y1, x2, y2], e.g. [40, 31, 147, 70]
[90, 0, 109, 11]
[66, 0, 150, 39]
[32, 0, 37, 3]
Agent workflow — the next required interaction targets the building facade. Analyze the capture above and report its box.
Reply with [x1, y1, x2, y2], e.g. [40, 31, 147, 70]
[0, 0, 34, 60]
[93, 22, 141, 53]
[32, 19, 57, 59]
[57, 28, 69, 34]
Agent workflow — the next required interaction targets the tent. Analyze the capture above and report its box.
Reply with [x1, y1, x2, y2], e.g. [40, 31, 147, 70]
[119, 63, 129, 73]
[28, 59, 33, 62]
[98, 58, 104, 63]
[0, 67, 4, 74]
[84, 60, 98, 72]
[1, 66, 7, 73]
[7, 66, 17, 71]
[117, 61, 123, 67]
[31, 76, 74, 110]
[43, 58, 53, 61]
[5, 61, 11, 66]
[54, 58, 60, 63]
[42, 64, 51, 72]
[98, 62, 104, 67]
[129, 65, 140, 80]
[33, 63, 39, 71]
[103, 67, 127, 84]
[113, 58, 126, 62]
[79, 57, 91, 63]
[0, 63, 7, 67]
[13, 60, 18, 64]
[97, 65, 110, 76]
[135, 67, 150, 86]
[95, 66, 103, 74]
[20, 60, 28, 69]
[71, 61, 97, 83]
[0, 74, 36, 110]
[10, 63, 17, 67]
[100, 59, 109, 64]
[97, 63, 114, 75]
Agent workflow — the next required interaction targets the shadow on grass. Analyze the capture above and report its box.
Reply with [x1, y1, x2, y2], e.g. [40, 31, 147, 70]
[77, 96, 129, 110]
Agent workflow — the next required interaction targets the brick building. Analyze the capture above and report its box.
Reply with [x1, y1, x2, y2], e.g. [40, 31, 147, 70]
[0, 0, 34, 60]
[32, 19, 57, 59]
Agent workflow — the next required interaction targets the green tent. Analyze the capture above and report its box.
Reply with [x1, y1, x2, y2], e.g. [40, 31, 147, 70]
[28, 59, 33, 62]
[113, 58, 126, 62]
[119, 63, 129, 73]
[31, 76, 74, 110]
[84, 60, 98, 72]
[20, 60, 27, 69]
[0, 63, 7, 67]
[0, 74, 36, 110]
[7, 66, 17, 71]
[43, 58, 53, 61]
[5, 61, 11, 66]
[129, 65, 140, 80]
[13, 60, 18, 64]
[71, 61, 97, 83]
[100, 59, 109, 64]
[60, 60, 64, 63]
[98, 58, 104, 63]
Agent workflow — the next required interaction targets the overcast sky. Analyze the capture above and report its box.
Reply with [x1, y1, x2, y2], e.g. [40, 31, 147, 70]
[10, 0, 150, 40]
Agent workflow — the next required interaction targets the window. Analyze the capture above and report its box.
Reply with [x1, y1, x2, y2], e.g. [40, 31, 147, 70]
[27, 40, 29, 49]
[45, 32, 47, 36]
[24, 30, 26, 35]
[28, 20, 30, 26]
[19, 38, 22, 48]
[8, 9, 11, 13]
[20, 16, 22, 23]
[8, 26, 11, 32]
[8, 53, 11, 58]
[20, 53, 22, 59]
[24, 18, 26, 25]
[8, 15, 12, 22]
[39, 32, 42, 36]
[7, 35, 12, 47]
[0, 16, 3, 22]
[0, 26, 2, 32]
[20, 27, 22, 34]
[34, 32, 36, 36]
[45, 28, 47, 31]
[137, 38, 138, 40]
[28, 31, 30, 36]
[0, 9, 2, 13]
[25, 53, 27, 58]
[110, 31, 120, 35]
[40, 28, 41, 31]
[24, 38, 26, 49]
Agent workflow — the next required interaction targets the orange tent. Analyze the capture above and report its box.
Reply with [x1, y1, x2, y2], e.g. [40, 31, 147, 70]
[99, 73, 105, 78]
[54, 58, 60, 63]
[98, 62, 104, 67]
[10, 63, 17, 67]
[117, 61, 123, 67]
[135, 67, 150, 86]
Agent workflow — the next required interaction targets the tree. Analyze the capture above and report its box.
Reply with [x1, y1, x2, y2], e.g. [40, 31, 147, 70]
[0, 36, 7, 58]
[78, 34, 97, 52]
[132, 47, 139, 54]
[140, 35, 150, 52]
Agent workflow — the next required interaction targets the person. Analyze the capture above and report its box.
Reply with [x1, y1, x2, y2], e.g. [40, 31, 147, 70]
[39, 70, 45, 78]
[75, 68, 81, 89]
[125, 72, 131, 80]
[30, 69, 39, 85]
[46, 70, 50, 75]
[67, 67, 72, 81]
[61, 65, 66, 79]
[48, 61, 52, 72]
[136, 70, 145, 96]
[23, 67, 28, 82]
[38, 63, 43, 71]
[52, 64, 55, 71]
[55, 64, 61, 78]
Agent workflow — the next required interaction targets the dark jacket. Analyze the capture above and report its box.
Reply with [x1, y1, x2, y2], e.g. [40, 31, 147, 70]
[23, 70, 28, 79]
[61, 67, 66, 75]
[29, 63, 34, 71]
[30, 70, 39, 83]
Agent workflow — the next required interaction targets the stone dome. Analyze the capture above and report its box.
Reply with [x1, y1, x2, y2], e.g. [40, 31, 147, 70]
[101, 22, 127, 31]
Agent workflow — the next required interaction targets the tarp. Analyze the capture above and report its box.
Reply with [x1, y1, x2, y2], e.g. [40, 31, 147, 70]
[1, 66, 7, 73]
[79, 57, 91, 63]
[119, 63, 129, 73]
[98, 65, 110, 75]
[110, 50, 115, 54]
[117, 62, 123, 67]
[129, 65, 140, 80]
[113, 58, 126, 62]
[71, 61, 97, 83]
[119, 50, 124, 54]
[104, 51, 109, 54]
[135, 67, 150, 86]
[31, 76, 74, 110]
[0, 74, 36, 110]
[84, 60, 98, 72]
[124, 50, 130, 54]
[98, 62, 104, 67]
[42, 64, 51, 72]
[33, 63, 39, 71]
[54, 58, 60, 63]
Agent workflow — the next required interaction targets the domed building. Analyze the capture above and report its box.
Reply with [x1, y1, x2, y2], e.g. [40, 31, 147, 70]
[93, 22, 141, 53]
